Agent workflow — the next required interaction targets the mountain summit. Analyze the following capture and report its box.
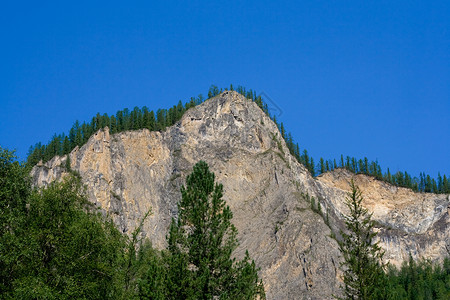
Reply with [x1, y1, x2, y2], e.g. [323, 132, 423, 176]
[31, 91, 449, 299]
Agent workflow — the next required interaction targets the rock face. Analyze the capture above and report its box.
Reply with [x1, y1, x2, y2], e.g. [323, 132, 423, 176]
[31, 91, 449, 299]
[317, 169, 450, 267]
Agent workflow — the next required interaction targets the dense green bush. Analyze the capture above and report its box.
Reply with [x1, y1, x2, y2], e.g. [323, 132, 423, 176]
[0, 147, 153, 299]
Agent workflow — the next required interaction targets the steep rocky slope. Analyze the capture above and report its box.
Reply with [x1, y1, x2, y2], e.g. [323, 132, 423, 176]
[31, 91, 449, 299]
[317, 169, 449, 267]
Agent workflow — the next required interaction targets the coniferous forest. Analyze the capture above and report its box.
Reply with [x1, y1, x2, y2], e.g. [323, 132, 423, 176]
[26, 85, 450, 194]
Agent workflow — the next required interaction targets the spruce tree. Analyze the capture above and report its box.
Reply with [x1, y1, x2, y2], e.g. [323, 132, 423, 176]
[164, 161, 265, 299]
[336, 180, 387, 300]
[62, 135, 71, 155]
[110, 115, 117, 133]
[320, 157, 325, 174]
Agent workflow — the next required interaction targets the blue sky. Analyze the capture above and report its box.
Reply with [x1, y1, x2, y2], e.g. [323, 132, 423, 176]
[1, 1, 449, 177]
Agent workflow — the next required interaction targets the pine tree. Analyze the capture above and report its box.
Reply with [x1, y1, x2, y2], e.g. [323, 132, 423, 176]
[320, 157, 325, 174]
[280, 122, 286, 139]
[176, 100, 184, 120]
[62, 135, 71, 155]
[110, 115, 117, 133]
[443, 175, 449, 194]
[310, 157, 315, 176]
[208, 85, 219, 98]
[336, 180, 387, 300]
[302, 149, 309, 170]
[148, 110, 156, 131]
[162, 161, 265, 299]
[437, 173, 443, 193]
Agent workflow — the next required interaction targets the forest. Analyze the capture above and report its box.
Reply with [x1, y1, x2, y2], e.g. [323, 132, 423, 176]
[3, 147, 449, 299]
[25, 85, 450, 194]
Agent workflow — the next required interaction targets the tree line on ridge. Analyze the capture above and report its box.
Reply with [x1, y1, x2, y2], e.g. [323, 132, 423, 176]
[26, 85, 450, 194]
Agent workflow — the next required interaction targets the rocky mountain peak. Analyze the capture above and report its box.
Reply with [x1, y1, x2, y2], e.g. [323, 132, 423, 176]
[31, 91, 449, 299]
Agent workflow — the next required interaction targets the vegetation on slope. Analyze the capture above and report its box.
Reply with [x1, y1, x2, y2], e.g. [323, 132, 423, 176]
[1, 148, 264, 299]
[336, 180, 450, 300]
[139, 161, 265, 299]
[385, 256, 450, 300]
[26, 85, 450, 194]
[336, 180, 389, 299]
[1, 147, 129, 298]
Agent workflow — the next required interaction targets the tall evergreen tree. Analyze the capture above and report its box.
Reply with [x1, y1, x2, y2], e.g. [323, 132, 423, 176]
[320, 157, 325, 174]
[280, 122, 286, 139]
[110, 115, 117, 133]
[208, 85, 219, 98]
[336, 180, 387, 300]
[161, 161, 265, 300]
[310, 157, 315, 176]
[443, 175, 449, 194]
[62, 135, 71, 155]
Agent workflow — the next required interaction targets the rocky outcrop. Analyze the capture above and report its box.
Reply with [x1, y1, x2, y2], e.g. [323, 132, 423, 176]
[31, 91, 449, 299]
[317, 169, 450, 267]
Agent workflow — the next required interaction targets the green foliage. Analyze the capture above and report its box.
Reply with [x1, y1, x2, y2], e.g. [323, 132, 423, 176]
[385, 256, 450, 300]
[208, 85, 220, 98]
[122, 208, 153, 298]
[0, 148, 32, 295]
[26, 93, 206, 168]
[22, 178, 126, 299]
[0, 147, 133, 299]
[336, 180, 388, 300]
[5, 147, 265, 299]
[137, 243, 167, 299]
[139, 161, 265, 299]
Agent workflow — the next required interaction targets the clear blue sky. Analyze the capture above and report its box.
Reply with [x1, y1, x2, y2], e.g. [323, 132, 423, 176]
[1, 1, 449, 177]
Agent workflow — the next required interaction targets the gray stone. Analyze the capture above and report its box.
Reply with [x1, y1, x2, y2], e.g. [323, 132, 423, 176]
[31, 91, 449, 299]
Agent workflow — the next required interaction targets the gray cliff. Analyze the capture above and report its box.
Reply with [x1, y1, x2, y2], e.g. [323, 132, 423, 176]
[31, 91, 449, 299]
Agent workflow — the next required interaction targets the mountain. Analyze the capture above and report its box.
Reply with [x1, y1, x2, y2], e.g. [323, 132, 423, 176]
[31, 91, 449, 299]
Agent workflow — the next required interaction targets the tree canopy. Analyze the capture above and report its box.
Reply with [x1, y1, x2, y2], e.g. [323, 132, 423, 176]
[139, 161, 265, 300]
[0, 147, 132, 299]
[336, 180, 387, 300]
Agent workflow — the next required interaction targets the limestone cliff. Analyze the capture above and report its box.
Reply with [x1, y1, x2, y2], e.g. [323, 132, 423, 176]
[317, 169, 449, 267]
[31, 91, 449, 299]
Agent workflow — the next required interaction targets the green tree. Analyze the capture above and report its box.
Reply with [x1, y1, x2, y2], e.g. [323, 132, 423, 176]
[320, 157, 325, 174]
[0, 148, 31, 295]
[62, 135, 71, 155]
[0, 147, 131, 299]
[149, 161, 265, 300]
[385, 256, 450, 300]
[21, 177, 126, 299]
[137, 242, 168, 299]
[336, 180, 387, 300]
[208, 85, 220, 98]
[110, 115, 117, 133]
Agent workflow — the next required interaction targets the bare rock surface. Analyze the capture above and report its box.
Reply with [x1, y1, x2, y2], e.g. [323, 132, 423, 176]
[31, 91, 449, 299]
[317, 169, 449, 267]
